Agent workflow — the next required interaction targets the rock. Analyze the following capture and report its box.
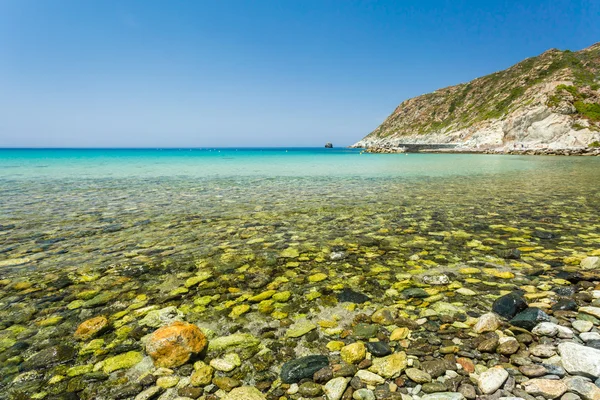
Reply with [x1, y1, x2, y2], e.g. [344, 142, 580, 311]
[532, 322, 559, 337]
[341, 342, 367, 364]
[523, 379, 567, 399]
[365, 341, 392, 357]
[103, 351, 144, 373]
[353, 323, 378, 339]
[497, 337, 520, 355]
[338, 288, 370, 304]
[222, 386, 266, 400]
[422, 382, 448, 393]
[510, 308, 551, 331]
[478, 366, 509, 394]
[390, 327, 411, 341]
[580, 257, 600, 270]
[402, 288, 430, 299]
[520, 365, 548, 377]
[422, 274, 450, 285]
[581, 332, 600, 342]
[325, 142, 333, 148]
[207, 333, 260, 352]
[458, 384, 476, 399]
[353, 388, 376, 400]
[190, 364, 214, 386]
[477, 332, 499, 352]
[286, 320, 317, 338]
[146, 321, 207, 368]
[473, 313, 502, 333]
[355, 370, 385, 385]
[456, 357, 475, 373]
[210, 353, 241, 371]
[371, 308, 396, 325]
[214, 376, 241, 391]
[23, 345, 77, 370]
[324, 377, 349, 400]
[134, 386, 164, 400]
[405, 368, 432, 383]
[74, 316, 109, 340]
[156, 376, 179, 388]
[368, 352, 407, 378]
[579, 307, 600, 320]
[552, 299, 578, 312]
[422, 359, 453, 378]
[558, 342, 600, 378]
[139, 306, 183, 328]
[530, 344, 557, 358]
[564, 376, 600, 400]
[493, 292, 528, 319]
[281, 355, 329, 383]
[299, 382, 323, 397]
[572, 320, 594, 333]
[420, 393, 465, 400]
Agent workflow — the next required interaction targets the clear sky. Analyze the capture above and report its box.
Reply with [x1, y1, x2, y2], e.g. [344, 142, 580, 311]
[1, 0, 599, 148]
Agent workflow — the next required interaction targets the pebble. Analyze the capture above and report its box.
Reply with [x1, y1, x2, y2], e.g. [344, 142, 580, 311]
[572, 320, 594, 333]
[405, 368, 432, 384]
[523, 379, 567, 399]
[558, 342, 600, 378]
[478, 366, 509, 394]
[323, 377, 349, 400]
[473, 313, 501, 333]
[355, 370, 385, 385]
[353, 388, 376, 400]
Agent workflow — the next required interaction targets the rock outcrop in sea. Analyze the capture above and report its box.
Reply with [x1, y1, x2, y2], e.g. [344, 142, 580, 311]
[353, 43, 600, 152]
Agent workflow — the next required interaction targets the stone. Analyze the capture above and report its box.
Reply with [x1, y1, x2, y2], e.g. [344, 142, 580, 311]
[190, 364, 214, 386]
[497, 336, 520, 355]
[420, 393, 465, 400]
[510, 308, 551, 331]
[286, 320, 317, 338]
[520, 365, 548, 377]
[369, 352, 407, 378]
[74, 316, 109, 340]
[493, 292, 528, 319]
[473, 313, 502, 333]
[355, 370, 385, 385]
[405, 368, 432, 383]
[22, 345, 77, 370]
[371, 308, 395, 325]
[353, 388, 376, 400]
[558, 342, 600, 378]
[146, 321, 207, 368]
[210, 353, 241, 372]
[581, 332, 600, 342]
[214, 376, 241, 391]
[458, 384, 476, 400]
[523, 379, 567, 399]
[530, 344, 556, 358]
[299, 382, 323, 397]
[341, 342, 367, 364]
[552, 299, 578, 312]
[532, 322, 559, 337]
[564, 376, 600, 400]
[402, 288, 430, 299]
[579, 307, 600, 320]
[580, 257, 600, 270]
[139, 306, 183, 328]
[353, 323, 378, 339]
[572, 320, 594, 333]
[390, 327, 410, 341]
[222, 386, 266, 400]
[156, 376, 179, 388]
[365, 341, 392, 357]
[456, 357, 475, 373]
[102, 351, 144, 373]
[281, 355, 329, 383]
[208, 333, 260, 352]
[422, 359, 453, 378]
[477, 332, 499, 352]
[338, 288, 370, 304]
[422, 274, 450, 285]
[324, 377, 349, 400]
[134, 386, 164, 400]
[477, 366, 509, 394]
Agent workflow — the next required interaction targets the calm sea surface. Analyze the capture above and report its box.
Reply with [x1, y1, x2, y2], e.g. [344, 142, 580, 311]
[0, 148, 599, 396]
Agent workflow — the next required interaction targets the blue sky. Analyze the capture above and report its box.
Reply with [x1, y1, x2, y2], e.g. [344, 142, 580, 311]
[1, 0, 599, 147]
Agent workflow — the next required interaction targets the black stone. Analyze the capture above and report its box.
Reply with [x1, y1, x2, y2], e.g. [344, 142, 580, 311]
[280, 355, 329, 383]
[337, 288, 370, 304]
[492, 292, 528, 319]
[586, 340, 600, 350]
[533, 230, 556, 240]
[509, 307, 551, 331]
[551, 299, 578, 311]
[553, 286, 576, 297]
[366, 341, 392, 357]
[499, 248, 521, 259]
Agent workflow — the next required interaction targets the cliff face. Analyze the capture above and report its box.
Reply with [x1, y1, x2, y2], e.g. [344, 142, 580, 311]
[353, 44, 600, 150]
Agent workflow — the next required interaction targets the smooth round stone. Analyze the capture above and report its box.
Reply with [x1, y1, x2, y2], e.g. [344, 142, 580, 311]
[422, 382, 449, 393]
[280, 355, 329, 383]
[497, 337, 520, 355]
[492, 292, 528, 319]
[523, 378, 567, 399]
[473, 313, 501, 334]
[338, 288, 370, 304]
[405, 368, 432, 384]
[298, 382, 323, 397]
[532, 322, 559, 337]
[324, 377, 349, 400]
[477, 366, 509, 394]
[572, 320, 594, 332]
[519, 364, 548, 377]
[156, 376, 179, 389]
[341, 342, 367, 364]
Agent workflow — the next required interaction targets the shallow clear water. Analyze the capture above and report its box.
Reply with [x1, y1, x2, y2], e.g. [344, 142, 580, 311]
[0, 148, 599, 397]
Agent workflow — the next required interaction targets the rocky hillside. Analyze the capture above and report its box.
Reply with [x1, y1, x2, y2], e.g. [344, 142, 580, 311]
[353, 43, 600, 151]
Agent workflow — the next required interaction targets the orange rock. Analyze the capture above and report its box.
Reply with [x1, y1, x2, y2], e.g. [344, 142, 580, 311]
[74, 316, 109, 340]
[146, 321, 207, 368]
[456, 357, 475, 373]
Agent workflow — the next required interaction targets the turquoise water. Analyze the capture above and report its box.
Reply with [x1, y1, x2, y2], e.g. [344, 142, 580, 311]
[1, 148, 599, 397]
[0, 147, 582, 179]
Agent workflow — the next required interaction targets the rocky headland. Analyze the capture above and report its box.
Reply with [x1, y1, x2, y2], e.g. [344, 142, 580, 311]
[353, 43, 600, 154]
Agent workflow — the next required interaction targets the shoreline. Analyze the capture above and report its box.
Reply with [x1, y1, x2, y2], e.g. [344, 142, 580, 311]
[358, 146, 600, 156]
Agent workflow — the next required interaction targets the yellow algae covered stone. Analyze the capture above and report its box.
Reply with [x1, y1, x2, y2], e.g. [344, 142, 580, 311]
[460, 267, 481, 275]
[308, 273, 328, 282]
[327, 341, 345, 351]
[102, 351, 143, 373]
[369, 352, 407, 378]
[229, 304, 250, 318]
[483, 269, 515, 279]
[390, 327, 410, 341]
[341, 342, 366, 364]
[272, 291, 291, 302]
[248, 290, 276, 302]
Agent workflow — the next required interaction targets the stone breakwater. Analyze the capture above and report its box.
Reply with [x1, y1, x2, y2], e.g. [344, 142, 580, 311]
[3, 254, 600, 400]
